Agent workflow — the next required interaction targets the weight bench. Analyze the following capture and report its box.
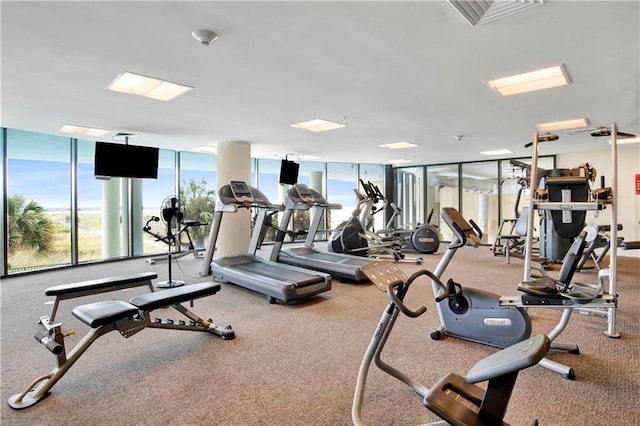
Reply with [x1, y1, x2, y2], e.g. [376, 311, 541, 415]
[8, 282, 234, 409]
[44, 272, 157, 322]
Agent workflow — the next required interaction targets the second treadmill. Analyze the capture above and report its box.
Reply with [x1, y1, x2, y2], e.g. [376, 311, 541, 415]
[270, 184, 379, 282]
[200, 181, 331, 304]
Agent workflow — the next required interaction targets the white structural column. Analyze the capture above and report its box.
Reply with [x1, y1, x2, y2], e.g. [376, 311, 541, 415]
[131, 178, 144, 255]
[102, 178, 121, 258]
[216, 141, 252, 257]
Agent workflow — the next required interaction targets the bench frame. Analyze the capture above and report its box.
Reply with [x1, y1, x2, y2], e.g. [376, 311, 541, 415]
[9, 281, 234, 410]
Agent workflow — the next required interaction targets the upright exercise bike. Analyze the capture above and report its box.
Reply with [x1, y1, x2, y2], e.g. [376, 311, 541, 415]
[429, 207, 532, 348]
[353, 260, 550, 425]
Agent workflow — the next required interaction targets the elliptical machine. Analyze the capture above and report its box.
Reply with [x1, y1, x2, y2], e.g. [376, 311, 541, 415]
[363, 180, 440, 254]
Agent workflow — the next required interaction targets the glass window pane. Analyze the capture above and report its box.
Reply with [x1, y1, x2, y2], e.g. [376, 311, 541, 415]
[139, 149, 177, 256]
[326, 162, 358, 230]
[426, 164, 459, 241]
[359, 163, 386, 231]
[293, 161, 325, 242]
[77, 139, 128, 262]
[256, 159, 284, 244]
[461, 161, 498, 244]
[178, 152, 217, 251]
[6, 129, 71, 273]
[394, 167, 425, 229]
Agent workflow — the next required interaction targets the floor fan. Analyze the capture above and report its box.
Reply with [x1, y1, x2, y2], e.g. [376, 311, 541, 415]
[156, 196, 185, 288]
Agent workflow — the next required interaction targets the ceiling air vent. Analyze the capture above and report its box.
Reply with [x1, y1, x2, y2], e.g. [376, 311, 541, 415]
[448, 0, 544, 26]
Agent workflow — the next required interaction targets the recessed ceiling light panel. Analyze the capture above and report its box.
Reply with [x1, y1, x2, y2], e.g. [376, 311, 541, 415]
[294, 155, 321, 161]
[291, 119, 346, 132]
[192, 146, 217, 153]
[386, 159, 412, 164]
[480, 149, 513, 156]
[538, 118, 590, 132]
[378, 141, 419, 150]
[59, 125, 110, 137]
[487, 65, 570, 96]
[106, 71, 193, 101]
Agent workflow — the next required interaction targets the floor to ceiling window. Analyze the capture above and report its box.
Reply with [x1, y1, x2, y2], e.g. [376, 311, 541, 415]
[461, 161, 499, 244]
[426, 164, 460, 241]
[139, 150, 178, 256]
[77, 139, 129, 262]
[177, 151, 217, 251]
[326, 162, 358, 231]
[6, 130, 71, 273]
[394, 167, 425, 231]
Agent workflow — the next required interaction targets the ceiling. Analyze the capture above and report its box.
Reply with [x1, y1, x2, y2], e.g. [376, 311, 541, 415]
[1, 1, 638, 166]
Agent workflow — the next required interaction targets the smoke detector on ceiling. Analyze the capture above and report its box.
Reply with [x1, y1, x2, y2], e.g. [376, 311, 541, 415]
[192, 29, 218, 46]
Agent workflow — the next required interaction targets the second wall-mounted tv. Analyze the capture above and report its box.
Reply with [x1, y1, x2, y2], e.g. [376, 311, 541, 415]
[279, 159, 299, 185]
[94, 141, 159, 179]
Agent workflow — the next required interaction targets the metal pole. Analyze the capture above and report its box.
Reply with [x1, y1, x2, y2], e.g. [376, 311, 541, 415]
[606, 123, 619, 338]
[523, 133, 539, 281]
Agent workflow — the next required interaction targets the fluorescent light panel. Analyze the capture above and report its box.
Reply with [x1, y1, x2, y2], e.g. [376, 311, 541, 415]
[59, 125, 110, 137]
[538, 118, 590, 132]
[386, 159, 412, 164]
[480, 149, 513, 156]
[378, 141, 419, 150]
[291, 119, 345, 132]
[106, 71, 193, 101]
[192, 146, 217, 154]
[488, 65, 570, 96]
[295, 155, 321, 161]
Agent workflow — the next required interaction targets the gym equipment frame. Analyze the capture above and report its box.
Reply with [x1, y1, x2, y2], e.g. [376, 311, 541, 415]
[8, 282, 234, 409]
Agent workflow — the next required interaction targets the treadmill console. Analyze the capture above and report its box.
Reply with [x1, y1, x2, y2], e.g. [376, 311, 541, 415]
[294, 184, 315, 204]
[229, 181, 254, 203]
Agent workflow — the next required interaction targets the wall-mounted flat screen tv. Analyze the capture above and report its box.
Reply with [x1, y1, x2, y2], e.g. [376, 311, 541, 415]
[279, 159, 299, 185]
[94, 142, 159, 179]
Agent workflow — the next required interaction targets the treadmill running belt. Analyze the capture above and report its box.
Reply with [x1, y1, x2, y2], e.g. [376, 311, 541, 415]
[305, 252, 371, 266]
[233, 262, 324, 287]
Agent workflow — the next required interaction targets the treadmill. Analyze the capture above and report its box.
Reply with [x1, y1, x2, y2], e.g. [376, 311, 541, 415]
[200, 181, 331, 304]
[270, 183, 378, 282]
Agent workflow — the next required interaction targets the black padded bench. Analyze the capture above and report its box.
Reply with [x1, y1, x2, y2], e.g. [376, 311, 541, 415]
[9, 282, 233, 410]
[45, 272, 157, 321]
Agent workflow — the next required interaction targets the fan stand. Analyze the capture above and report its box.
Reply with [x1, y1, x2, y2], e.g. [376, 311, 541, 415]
[156, 199, 185, 289]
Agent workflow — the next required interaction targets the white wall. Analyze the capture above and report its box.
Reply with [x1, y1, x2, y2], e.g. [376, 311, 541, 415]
[555, 143, 640, 258]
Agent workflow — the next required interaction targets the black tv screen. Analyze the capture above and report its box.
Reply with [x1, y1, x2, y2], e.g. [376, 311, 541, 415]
[279, 159, 299, 185]
[94, 142, 159, 179]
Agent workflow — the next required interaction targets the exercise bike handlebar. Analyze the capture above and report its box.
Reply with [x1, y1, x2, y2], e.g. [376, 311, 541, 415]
[385, 269, 450, 317]
[386, 281, 427, 318]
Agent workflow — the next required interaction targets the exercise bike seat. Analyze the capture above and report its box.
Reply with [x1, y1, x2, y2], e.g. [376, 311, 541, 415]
[425, 335, 550, 426]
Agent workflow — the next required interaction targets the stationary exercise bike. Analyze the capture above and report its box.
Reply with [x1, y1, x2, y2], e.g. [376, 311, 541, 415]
[427, 207, 597, 380]
[429, 207, 532, 348]
[353, 260, 550, 425]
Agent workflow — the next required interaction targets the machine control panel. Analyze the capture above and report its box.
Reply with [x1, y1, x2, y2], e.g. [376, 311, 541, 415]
[229, 181, 254, 203]
[293, 184, 315, 204]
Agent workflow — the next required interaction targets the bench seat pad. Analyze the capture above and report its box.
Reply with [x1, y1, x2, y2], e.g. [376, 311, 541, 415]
[46, 272, 158, 296]
[72, 300, 139, 328]
[130, 282, 221, 312]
